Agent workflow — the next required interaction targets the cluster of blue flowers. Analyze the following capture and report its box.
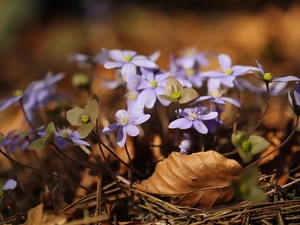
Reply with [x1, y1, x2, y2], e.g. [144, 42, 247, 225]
[1, 47, 300, 154]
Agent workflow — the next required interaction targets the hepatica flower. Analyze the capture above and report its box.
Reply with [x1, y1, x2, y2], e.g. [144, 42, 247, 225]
[137, 68, 170, 108]
[195, 78, 241, 107]
[178, 133, 192, 154]
[103, 48, 158, 81]
[102, 108, 150, 147]
[169, 107, 218, 134]
[66, 94, 100, 138]
[159, 77, 199, 104]
[253, 60, 300, 84]
[51, 127, 90, 148]
[288, 82, 300, 116]
[0, 126, 44, 153]
[201, 54, 255, 87]
[67, 52, 108, 69]
[231, 130, 270, 163]
[176, 46, 209, 69]
[0, 179, 17, 197]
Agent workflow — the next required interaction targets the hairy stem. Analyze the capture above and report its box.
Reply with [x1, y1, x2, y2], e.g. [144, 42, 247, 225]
[248, 82, 270, 135]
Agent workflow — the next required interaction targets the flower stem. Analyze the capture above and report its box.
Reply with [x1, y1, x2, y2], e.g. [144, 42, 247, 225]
[124, 143, 133, 188]
[232, 81, 242, 133]
[248, 82, 270, 135]
[246, 115, 299, 169]
[0, 148, 89, 191]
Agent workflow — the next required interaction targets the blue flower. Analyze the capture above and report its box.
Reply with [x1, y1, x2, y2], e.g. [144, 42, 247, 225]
[102, 107, 150, 147]
[194, 78, 241, 107]
[169, 107, 218, 134]
[0, 90, 23, 111]
[254, 60, 300, 83]
[0, 126, 44, 153]
[38, 127, 90, 148]
[178, 133, 192, 154]
[176, 46, 210, 69]
[288, 82, 300, 116]
[54, 127, 90, 148]
[0, 179, 17, 196]
[137, 68, 170, 108]
[67, 52, 108, 69]
[103, 49, 158, 81]
[201, 54, 256, 87]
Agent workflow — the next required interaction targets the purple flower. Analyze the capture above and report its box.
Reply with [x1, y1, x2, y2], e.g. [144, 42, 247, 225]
[288, 82, 300, 116]
[161, 54, 193, 88]
[0, 90, 23, 111]
[103, 49, 158, 81]
[0, 126, 44, 153]
[1, 179, 17, 193]
[103, 70, 126, 89]
[67, 52, 108, 69]
[177, 67, 206, 88]
[253, 60, 300, 83]
[54, 128, 90, 148]
[102, 108, 150, 147]
[236, 77, 290, 96]
[195, 78, 241, 107]
[178, 133, 192, 154]
[176, 47, 210, 69]
[38, 127, 90, 148]
[201, 54, 255, 87]
[169, 107, 218, 134]
[137, 68, 171, 108]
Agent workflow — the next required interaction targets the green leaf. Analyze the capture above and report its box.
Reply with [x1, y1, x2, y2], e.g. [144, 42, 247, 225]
[0, 132, 4, 142]
[27, 138, 46, 150]
[66, 108, 84, 126]
[248, 135, 270, 155]
[232, 166, 267, 202]
[78, 122, 94, 138]
[46, 122, 55, 135]
[164, 77, 183, 96]
[231, 130, 249, 147]
[236, 146, 253, 163]
[159, 94, 174, 102]
[84, 99, 99, 122]
[179, 88, 199, 104]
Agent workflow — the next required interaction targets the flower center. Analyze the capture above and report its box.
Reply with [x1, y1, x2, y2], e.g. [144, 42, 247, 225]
[263, 72, 273, 81]
[124, 55, 131, 62]
[186, 69, 195, 77]
[242, 140, 252, 152]
[208, 88, 226, 98]
[128, 92, 137, 100]
[239, 183, 250, 195]
[225, 68, 233, 75]
[80, 114, 90, 123]
[116, 111, 131, 125]
[13, 89, 23, 97]
[150, 80, 157, 87]
[186, 108, 200, 121]
[61, 130, 70, 138]
[171, 91, 181, 101]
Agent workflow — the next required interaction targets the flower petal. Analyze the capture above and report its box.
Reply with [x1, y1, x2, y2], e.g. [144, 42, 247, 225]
[116, 126, 126, 147]
[221, 97, 241, 107]
[168, 118, 188, 129]
[102, 122, 119, 134]
[193, 120, 208, 134]
[125, 124, 140, 137]
[218, 54, 232, 70]
[2, 179, 17, 191]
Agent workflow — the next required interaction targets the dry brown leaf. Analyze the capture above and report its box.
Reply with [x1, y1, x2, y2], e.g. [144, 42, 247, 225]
[23, 203, 67, 225]
[135, 150, 242, 209]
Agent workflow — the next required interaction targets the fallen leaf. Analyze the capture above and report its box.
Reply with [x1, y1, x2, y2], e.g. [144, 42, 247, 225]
[136, 150, 242, 209]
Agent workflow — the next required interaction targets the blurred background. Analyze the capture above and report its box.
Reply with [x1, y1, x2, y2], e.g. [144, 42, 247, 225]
[1, 0, 300, 130]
